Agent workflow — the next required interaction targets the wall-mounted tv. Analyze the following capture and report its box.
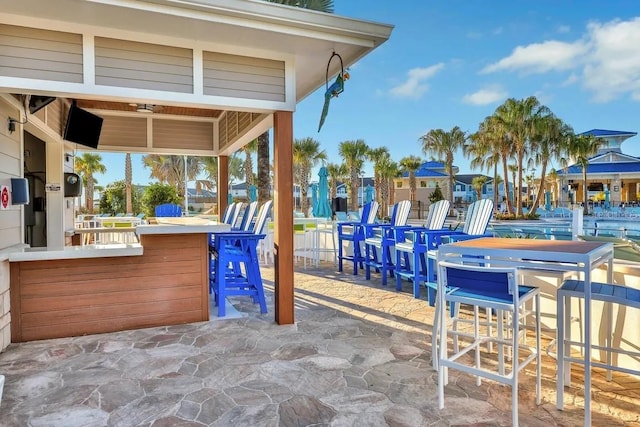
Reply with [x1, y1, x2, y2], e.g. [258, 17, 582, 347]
[63, 103, 103, 149]
[28, 95, 56, 114]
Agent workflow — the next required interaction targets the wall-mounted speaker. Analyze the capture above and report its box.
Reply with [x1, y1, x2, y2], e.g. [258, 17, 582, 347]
[64, 173, 82, 197]
[10, 178, 29, 205]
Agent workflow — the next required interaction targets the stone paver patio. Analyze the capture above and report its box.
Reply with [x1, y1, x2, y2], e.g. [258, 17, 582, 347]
[0, 261, 638, 426]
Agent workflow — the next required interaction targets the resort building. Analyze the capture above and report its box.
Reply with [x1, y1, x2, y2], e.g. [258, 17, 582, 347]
[393, 161, 492, 210]
[556, 129, 640, 208]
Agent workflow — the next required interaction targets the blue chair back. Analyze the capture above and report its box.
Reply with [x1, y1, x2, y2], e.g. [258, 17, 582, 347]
[230, 202, 245, 228]
[155, 203, 182, 217]
[253, 200, 273, 235]
[439, 261, 520, 304]
[362, 201, 379, 224]
[463, 199, 494, 235]
[239, 201, 258, 231]
[425, 199, 450, 230]
[221, 203, 236, 224]
[390, 200, 411, 226]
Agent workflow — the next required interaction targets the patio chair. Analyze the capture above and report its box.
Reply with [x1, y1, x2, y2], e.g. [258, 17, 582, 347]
[362, 200, 411, 286]
[155, 203, 182, 217]
[395, 199, 496, 362]
[556, 278, 639, 424]
[336, 201, 379, 275]
[436, 261, 541, 427]
[209, 200, 272, 317]
[393, 199, 451, 298]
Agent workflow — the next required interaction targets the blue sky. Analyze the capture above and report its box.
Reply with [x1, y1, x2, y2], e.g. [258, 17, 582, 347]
[93, 0, 640, 187]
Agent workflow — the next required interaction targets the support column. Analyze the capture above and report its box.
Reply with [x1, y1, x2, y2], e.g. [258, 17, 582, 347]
[273, 111, 294, 325]
[218, 155, 229, 220]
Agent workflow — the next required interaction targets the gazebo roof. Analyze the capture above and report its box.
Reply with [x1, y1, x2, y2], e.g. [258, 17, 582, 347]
[579, 129, 638, 138]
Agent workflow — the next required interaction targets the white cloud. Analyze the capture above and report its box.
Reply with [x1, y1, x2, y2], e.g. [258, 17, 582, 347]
[389, 64, 445, 99]
[462, 85, 508, 105]
[482, 40, 588, 74]
[481, 17, 640, 102]
[582, 18, 640, 102]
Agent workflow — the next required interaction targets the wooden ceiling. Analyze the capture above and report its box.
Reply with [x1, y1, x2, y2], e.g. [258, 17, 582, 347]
[76, 99, 223, 118]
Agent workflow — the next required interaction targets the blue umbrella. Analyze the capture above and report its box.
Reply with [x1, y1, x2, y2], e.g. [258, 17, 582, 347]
[311, 183, 319, 216]
[227, 192, 233, 204]
[545, 191, 551, 211]
[315, 167, 333, 218]
[249, 184, 257, 202]
[604, 189, 610, 209]
[364, 185, 374, 204]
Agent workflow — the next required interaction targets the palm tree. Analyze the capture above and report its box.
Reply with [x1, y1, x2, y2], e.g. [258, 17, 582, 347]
[125, 153, 133, 214]
[492, 96, 551, 216]
[75, 153, 106, 213]
[293, 137, 327, 216]
[508, 164, 518, 209]
[567, 133, 604, 215]
[256, 133, 271, 203]
[467, 116, 506, 212]
[472, 176, 488, 201]
[420, 126, 466, 211]
[528, 115, 572, 213]
[338, 139, 369, 211]
[398, 155, 423, 202]
[547, 168, 559, 207]
[326, 162, 347, 199]
[242, 139, 257, 186]
[378, 157, 399, 218]
[142, 155, 201, 199]
[368, 147, 390, 207]
[256, 0, 334, 204]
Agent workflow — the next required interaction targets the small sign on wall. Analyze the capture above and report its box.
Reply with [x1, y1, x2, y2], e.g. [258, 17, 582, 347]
[0, 185, 9, 210]
[614, 186, 620, 192]
[45, 183, 61, 192]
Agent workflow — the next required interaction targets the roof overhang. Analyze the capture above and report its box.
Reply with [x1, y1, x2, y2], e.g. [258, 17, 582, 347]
[0, 0, 392, 155]
[1, 0, 393, 103]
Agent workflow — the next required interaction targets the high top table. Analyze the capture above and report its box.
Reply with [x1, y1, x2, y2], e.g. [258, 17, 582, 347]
[436, 237, 614, 427]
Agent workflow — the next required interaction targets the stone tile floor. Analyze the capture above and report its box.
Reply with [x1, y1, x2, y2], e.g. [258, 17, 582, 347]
[0, 261, 638, 426]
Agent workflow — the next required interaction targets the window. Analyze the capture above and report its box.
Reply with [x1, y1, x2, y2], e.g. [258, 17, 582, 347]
[397, 182, 403, 188]
[420, 181, 427, 188]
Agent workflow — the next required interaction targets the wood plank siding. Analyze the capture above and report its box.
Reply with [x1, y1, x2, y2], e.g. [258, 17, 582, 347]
[217, 111, 269, 151]
[0, 24, 83, 83]
[10, 233, 210, 342]
[99, 116, 148, 148]
[153, 120, 214, 151]
[95, 37, 193, 93]
[203, 52, 285, 102]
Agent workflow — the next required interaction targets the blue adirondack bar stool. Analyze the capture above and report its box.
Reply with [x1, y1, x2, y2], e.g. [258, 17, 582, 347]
[336, 201, 379, 275]
[393, 199, 450, 298]
[395, 198, 494, 303]
[155, 203, 182, 217]
[209, 200, 272, 317]
[362, 200, 412, 287]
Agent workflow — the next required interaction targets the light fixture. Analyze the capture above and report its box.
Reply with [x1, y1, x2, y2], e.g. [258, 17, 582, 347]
[135, 104, 155, 113]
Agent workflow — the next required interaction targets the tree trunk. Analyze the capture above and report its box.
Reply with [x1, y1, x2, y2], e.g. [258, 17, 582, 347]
[125, 153, 132, 214]
[257, 131, 270, 203]
[583, 169, 589, 216]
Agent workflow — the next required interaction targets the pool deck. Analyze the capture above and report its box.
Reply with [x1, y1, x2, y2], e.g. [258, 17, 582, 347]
[0, 262, 638, 426]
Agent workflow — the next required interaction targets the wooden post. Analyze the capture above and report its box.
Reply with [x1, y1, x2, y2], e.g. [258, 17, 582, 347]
[218, 155, 229, 219]
[273, 111, 294, 324]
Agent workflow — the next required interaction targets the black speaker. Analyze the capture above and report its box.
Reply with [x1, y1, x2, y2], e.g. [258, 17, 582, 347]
[10, 178, 29, 205]
[332, 197, 347, 213]
[64, 173, 82, 197]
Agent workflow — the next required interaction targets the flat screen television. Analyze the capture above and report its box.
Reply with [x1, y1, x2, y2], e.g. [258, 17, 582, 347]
[28, 95, 56, 114]
[63, 103, 103, 149]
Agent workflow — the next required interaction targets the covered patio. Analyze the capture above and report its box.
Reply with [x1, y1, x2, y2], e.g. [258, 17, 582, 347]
[0, 0, 393, 343]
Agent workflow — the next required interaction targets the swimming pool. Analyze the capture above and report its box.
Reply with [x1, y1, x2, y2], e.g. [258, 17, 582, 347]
[491, 217, 640, 239]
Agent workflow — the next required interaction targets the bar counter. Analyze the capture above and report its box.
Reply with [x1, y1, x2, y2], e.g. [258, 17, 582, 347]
[9, 221, 229, 342]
